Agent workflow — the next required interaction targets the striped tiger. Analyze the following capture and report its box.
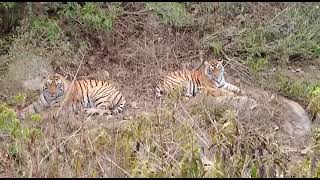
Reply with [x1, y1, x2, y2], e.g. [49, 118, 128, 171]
[155, 57, 242, 99]
[20, 73, 126, 119]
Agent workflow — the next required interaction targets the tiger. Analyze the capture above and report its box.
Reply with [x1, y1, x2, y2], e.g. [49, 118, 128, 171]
[19, 73, 126, 119]
[155, 57, 243, 99]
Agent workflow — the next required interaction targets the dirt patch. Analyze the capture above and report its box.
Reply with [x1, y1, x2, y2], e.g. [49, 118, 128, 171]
[283, 58, 320, 82]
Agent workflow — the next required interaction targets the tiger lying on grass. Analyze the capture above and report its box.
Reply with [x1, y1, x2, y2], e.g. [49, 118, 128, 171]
[20, 73, 126, 119]
[155, 57, 243, 99]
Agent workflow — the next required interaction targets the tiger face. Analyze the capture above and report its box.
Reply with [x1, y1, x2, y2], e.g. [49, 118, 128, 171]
[42, 74, 65, 100]
[204, 58, 225, 80]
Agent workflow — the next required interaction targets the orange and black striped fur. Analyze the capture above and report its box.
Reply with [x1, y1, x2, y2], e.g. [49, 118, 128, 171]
[21, 74, 126, 118]
[155, 58, 242, 99]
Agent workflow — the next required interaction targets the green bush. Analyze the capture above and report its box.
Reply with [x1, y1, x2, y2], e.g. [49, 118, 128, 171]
[0, 2, 16, 10]
[30, 17, 61, 43]
[60, 2, 123, 32]
[237, 3, 320, 65]
[146, 2, 193, 28]
[275, 76, 320, 113]
[246, 57, 269, 73]
[308, 85, 320, 116]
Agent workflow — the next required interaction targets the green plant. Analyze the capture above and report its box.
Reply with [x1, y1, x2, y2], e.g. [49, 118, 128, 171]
[203, 35, 223, 56]
[179, 147, 204, 178]
[246, 57, 269, 73]
[60, 2, 123, 32]
[289, 127, 320, 177]
[0, 101, 43, 141]
[30, 17, 61, 43]
[0, 102, 22, 139]
[308, 85, 320, 116]
[276, 77, 312, 100]
[8, 92, 26, 106]
[146, 2, 193, 28]
[237, 3, 320, 66]
[0, 2, 16, 10]
[275, 75, 320, 112]
[0, 2, 20, 35]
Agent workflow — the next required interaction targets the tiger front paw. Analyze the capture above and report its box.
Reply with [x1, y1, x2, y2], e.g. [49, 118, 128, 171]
[221, 91, 235, 96]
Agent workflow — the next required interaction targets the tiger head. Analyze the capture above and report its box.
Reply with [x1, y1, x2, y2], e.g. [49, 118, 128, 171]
[42, 74, 66, 101]
[204, 57, 225, 81]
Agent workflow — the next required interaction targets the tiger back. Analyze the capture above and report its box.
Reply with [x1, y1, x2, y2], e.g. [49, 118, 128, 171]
[20, 73, 126, 119]
[155, 58, 242, 99]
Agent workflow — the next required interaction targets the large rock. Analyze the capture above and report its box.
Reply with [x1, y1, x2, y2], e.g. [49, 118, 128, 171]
[185, 89, 312, 140]
[182, 90, 313, 176]
[7, 52, 54, 91]
[0, 51, 54, 102]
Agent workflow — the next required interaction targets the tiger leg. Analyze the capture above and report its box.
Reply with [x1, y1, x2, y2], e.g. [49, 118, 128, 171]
[89, 85, 125, 116]
[155, 85, 164, 98]
[185, 81, 194, 98]
[183, 81, 198, 100]
[19, 95, 51, 120]
[84, 107, 112, 117]
[221, 82, 244, 95]
[88, 102, 125, 116]
[111, 103, 125, 114]
[206, 87, 235, 97]
[220, 83, 240, 93]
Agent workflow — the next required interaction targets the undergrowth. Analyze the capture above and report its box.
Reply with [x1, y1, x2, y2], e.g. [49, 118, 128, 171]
[146, 2, 193, 28]
[201, 3, 320, 73]
[239, 3, 320, 71]
[11, 2, 123, 52]
[60, 2, 123, 33]
[1, 93, 320, 177]
[275, 75, 320, 107]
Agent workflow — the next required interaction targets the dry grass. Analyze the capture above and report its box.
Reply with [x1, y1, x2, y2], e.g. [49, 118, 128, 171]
[0, 2, 320, 178]
[0, 90, 317, 177]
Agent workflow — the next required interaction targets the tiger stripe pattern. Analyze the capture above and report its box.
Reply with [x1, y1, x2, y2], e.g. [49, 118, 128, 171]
[21, 73, 126, 118]
[155, 58, 242, 99]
